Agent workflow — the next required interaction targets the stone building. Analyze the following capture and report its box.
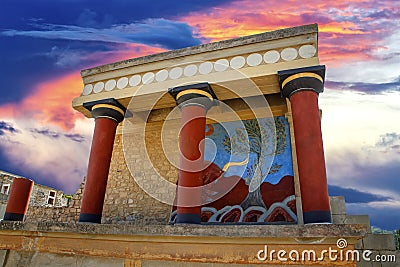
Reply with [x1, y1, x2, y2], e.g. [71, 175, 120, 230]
[0, 170, 68, 219]
[0, 24, 398, 266]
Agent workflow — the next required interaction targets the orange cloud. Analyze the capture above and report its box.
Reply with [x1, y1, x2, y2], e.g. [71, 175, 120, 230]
[0, 44, 165, 131]
[180, 0, 395, 66]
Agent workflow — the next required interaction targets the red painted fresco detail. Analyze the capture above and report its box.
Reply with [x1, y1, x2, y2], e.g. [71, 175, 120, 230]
[221, 207, 242, 222]
[260, 175, 295, 209]
[243, 209, 263, 222]
[201, 211, 214, 222]
[172, 162, 297, 223]
[290, 91, 330, 213]
[265, 207, 295, 222]
[287, 199, 297, 214]
[202, 162, 247, 210]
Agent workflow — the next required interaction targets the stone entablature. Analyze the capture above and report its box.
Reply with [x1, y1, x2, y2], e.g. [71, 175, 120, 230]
[73, 24, 319, 116]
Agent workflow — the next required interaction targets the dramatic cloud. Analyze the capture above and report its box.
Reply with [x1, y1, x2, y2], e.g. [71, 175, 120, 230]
[326, 77, 400, 94]
[0, 121, 19, 136]
[1, 18, 201, 50]
[0, 0, 399, 229]
[0, 117, 93, 194]
[328, 185, 391, 204]
[181, 0, 400, 66]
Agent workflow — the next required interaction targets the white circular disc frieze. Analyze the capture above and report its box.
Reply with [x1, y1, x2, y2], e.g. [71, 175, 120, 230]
[230, 56, 245, 69]
[142, 72, 155, 84]
[169, 67, 183, 79]
[129, 75, 141, 87]
[93, 82, 104, 93]
[117, 77, 128, 89]
[299, 45, 316, 58]
[214, 59, 229, 72]
[82, 84, 93, 95]
[264, 50, 280, 63]
[199, 62, 213, 75]
[105, 79, 116, 91]
[156, 69, 168, 82]
[246, 53, 262, 66]
[184, 64, 198, 76]
[281, 48, 298, 61]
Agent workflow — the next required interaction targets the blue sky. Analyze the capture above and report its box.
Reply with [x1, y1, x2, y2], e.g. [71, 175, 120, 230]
[0, 0, 399, 230]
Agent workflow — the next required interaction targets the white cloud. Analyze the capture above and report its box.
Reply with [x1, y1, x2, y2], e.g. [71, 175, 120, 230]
[320, 89, 400, 202]
[0, 117, 94, 193]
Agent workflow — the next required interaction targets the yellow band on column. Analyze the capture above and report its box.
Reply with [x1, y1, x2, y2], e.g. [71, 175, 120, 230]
[176, 89, 214, 101]
[282, 72, 323, 88]
[92, 104, 125, 115]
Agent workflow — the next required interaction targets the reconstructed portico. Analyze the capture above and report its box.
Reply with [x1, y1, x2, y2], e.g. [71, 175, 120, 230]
[1, 24, 397, 267]
[72, 23, 331, 225]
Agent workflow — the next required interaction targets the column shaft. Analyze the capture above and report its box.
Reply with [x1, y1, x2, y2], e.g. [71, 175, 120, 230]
[169, 83, 217, 224]
[79, 98, 125, 223]
[290, 91, 331, 223]
[79, 117, 118, 223]
[176, 105, 206, 223]
[278, 65, 331, 224]
[3, 177, 34, 221]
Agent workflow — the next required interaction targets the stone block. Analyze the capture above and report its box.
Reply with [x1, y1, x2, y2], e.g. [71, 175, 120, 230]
[329, 196, 346, 215]
[345, 215, 371, 232]
[0, 250, 7, 266]
[362, 234, 396, 251]
[332, 214, 346, 224]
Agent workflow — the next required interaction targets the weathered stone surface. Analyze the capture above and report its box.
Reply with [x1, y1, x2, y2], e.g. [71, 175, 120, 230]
[142, 260, 331, 267]
[0, 250, 7, 266]
[345, 215, 371, 233]
[0, 221, 368, 238]
[2, 251, 124, 267]
[361, 234, 396, 251]
[329, 196, 346, 215]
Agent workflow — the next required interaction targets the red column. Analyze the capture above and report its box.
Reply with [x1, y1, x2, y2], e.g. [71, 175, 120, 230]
[278, 65, 331, 224]
[79, 99, 125, 223]
[3, 177, 34, 221]
[169, 83, 217, 224]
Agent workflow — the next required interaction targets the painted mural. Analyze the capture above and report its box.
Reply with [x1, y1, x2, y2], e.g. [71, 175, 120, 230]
[170, 116, 297, 224]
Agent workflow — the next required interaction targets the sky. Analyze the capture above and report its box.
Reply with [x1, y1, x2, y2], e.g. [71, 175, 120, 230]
[0, 0, 399, 230]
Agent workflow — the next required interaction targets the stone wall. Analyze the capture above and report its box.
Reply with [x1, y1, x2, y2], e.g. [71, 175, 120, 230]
[101, 127, 177, 224]
[25, 181, 84, 223]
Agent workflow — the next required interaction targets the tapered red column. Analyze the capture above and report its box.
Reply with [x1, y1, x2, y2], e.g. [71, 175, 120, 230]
[79, 98, 125, 223]
[3, 177, 34, 221]
[169, 83, 217, 224]
[278, 65, 331, 224]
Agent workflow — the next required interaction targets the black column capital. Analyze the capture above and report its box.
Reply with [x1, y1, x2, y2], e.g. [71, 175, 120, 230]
[83, 98, 126, 123]
[168, 82, 218, 110]
[278, 65, 326, 99]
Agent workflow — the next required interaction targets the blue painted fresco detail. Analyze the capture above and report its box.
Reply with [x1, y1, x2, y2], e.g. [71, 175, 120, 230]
[204, 116, 293, 185]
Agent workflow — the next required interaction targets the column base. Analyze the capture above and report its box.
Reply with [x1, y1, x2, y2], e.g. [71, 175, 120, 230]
[3, 212, 25, 221]
[175, 213, 201, 224]
[303, 210, 332, 224]
[79, 213, 102, 224]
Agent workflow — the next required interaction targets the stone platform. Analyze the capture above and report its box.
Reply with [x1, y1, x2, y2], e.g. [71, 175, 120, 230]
[0, 221, 376, 266]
